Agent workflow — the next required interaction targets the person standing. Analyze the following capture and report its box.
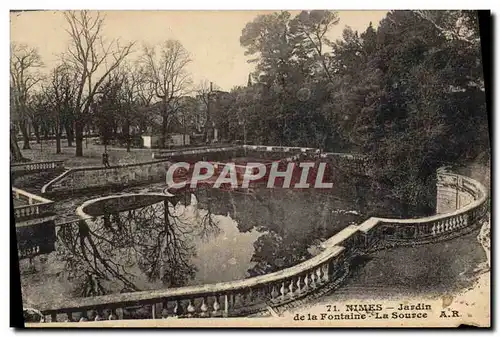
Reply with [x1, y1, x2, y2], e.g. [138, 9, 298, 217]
[102, 152, 111, 168]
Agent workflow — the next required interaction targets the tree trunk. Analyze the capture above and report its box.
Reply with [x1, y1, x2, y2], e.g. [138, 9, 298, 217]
[10, 131, 25, 162]
[161, 110, 168, 149]
[65, 123, 74, 147]
[43, 126, 50, 140]
[125, 119, 131, 152]
[55, 125, 61, 154]
[75, 120, 84, 157]
[19, 121, 31, 150]
[33, 123, 41, 144]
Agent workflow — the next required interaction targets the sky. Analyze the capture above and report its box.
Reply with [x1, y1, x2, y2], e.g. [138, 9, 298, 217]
[10, 10, 388, 91]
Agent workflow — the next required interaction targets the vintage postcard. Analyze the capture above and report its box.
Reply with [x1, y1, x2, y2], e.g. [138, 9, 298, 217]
[10, 10, 490, 328]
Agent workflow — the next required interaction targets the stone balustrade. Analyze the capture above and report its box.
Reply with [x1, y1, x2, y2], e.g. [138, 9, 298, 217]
[36, 234, 347, 322]
[12, 188, 55, 221]
[13, 188, 57, 260]
[11, 160, 65, 174]
[152, 145, 240, 159]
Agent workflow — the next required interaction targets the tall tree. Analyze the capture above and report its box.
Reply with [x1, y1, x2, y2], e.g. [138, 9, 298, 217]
[10, 42, 43, 153]
[289, 10, 340, 81]
[195, 80, 222, 142]
[140, 40, 192, 148]
[63, 10, 134, 156]
[118, 63, 144, 152]
[46, 63, 78, 153]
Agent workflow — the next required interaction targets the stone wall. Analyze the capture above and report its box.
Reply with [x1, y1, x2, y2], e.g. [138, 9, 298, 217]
[436, 171, 476, 214]
[42, 160, 170, 195]
[41, 145, 369, 195]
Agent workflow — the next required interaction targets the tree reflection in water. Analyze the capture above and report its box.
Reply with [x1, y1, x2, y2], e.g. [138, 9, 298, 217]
[54, 183, 366, 299]
[189, 186, 363, 278]
[56, 197, 211, 297]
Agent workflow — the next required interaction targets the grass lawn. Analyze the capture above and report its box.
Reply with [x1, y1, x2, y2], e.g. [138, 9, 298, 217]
[18, 139, 155, 168]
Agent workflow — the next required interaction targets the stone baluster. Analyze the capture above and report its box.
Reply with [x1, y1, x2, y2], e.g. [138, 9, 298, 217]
[310, 270, 317, 288]
[246, 288, 254, 305]
[230, 293, 236, 310]
[224, 294, 230, 317]
[280, 281, 288, 301]
[322, 263, 330, 283]
[187, 299, 196, 317]
[161, 301, 169, 318]
[151, 303, 157, 319]
[270, 285, 279, 300]
[173, 300, 183, 317]
[303, 273, 310, 292]
[200, 297, 209, 317]
[213, 295, 221, 316]
[108, 309, 118, 320]
[239, 291, 247, 308]
[232, 292, 240, 309]
[288, 279, 294, 298]
[296, 276, 302, 296]
[116, 308, 124, 320]
[316, 267, 323, 285]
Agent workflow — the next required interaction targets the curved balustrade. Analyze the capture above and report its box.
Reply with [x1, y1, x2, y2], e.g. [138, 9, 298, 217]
[26, 147, 488, 323]
[12, 188, 55, 221]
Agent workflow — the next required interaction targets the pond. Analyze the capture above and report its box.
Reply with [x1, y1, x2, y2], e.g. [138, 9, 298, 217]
[20, 180, 376, 307]
[19, 155, 430, 308]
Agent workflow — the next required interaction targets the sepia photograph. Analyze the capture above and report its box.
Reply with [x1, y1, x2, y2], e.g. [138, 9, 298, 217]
[9, 9, 491, 328]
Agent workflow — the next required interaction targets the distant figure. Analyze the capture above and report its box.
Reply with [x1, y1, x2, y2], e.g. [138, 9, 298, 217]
[102, 152, 111, 168]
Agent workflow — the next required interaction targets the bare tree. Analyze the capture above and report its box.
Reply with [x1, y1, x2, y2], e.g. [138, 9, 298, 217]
[140, 40, 192, 148]
[63, 10, 135, 156]
[196, 80, 221, 143]
[46, 63, 78, 153]
[117, 62, 145, 151]
[10, 42, 43, 154]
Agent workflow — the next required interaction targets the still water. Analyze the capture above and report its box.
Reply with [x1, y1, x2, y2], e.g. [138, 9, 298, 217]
[20, 181, 382, 307]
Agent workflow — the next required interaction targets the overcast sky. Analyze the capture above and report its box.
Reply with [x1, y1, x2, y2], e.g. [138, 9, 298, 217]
[10, 10, 387, 91]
